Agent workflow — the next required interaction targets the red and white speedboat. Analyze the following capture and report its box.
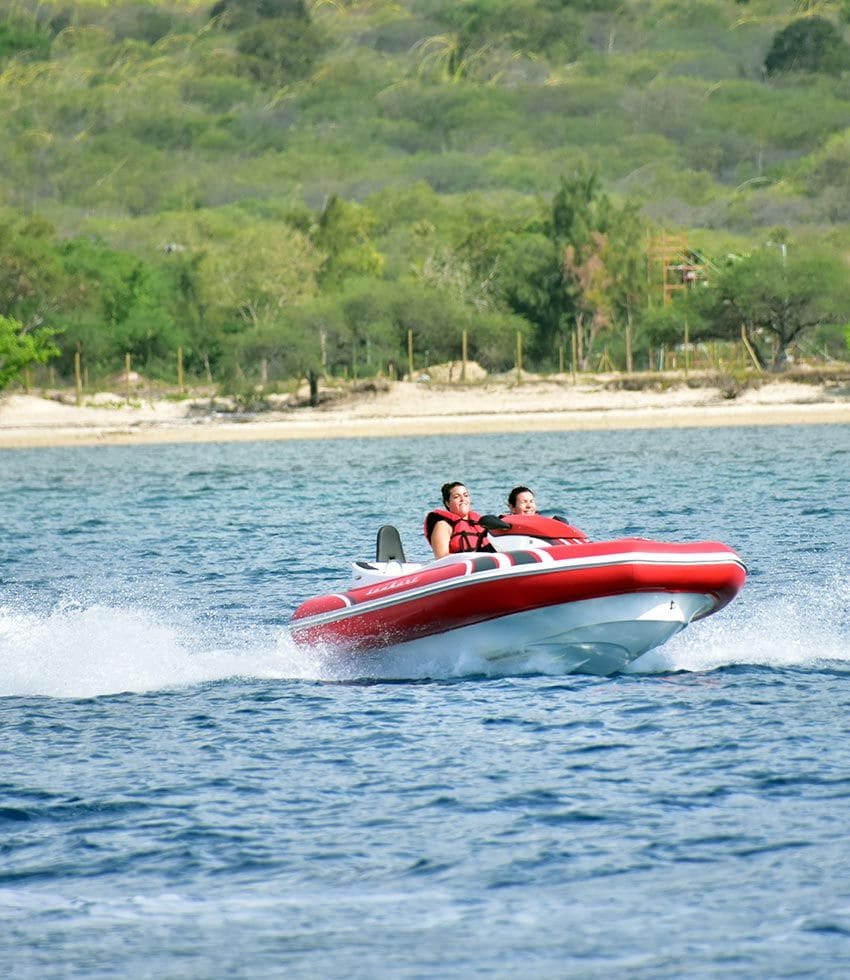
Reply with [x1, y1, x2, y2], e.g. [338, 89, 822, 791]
[290, 515, 746, 677]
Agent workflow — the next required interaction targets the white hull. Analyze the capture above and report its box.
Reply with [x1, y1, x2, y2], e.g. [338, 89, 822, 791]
[321, 590, 715, 680]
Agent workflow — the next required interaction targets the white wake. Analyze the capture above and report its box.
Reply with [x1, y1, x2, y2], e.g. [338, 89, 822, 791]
[2, 575, 848, 697]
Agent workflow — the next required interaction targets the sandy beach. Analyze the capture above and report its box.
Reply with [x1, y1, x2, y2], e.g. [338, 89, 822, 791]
[1, 374, 849, 449]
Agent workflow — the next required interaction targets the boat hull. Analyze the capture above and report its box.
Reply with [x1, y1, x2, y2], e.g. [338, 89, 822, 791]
[316, 591, 713, 678]
[290, 538, 747, 677]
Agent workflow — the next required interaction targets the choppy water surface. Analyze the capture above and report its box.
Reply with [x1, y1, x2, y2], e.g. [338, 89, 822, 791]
[1, 425, 849, 977]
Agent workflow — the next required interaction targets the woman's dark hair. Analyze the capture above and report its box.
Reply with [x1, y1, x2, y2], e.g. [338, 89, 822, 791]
[442, 481, 466, 506]
[507, 485, 532, 508]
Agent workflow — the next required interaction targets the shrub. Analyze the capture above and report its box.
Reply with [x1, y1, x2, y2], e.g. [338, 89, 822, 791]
[765, 16, 850, 76]
[0, 19, 51, 61]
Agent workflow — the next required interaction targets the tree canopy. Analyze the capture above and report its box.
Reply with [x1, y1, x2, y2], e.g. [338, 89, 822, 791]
[0, 314, 58, 389]
[692, 246, 850, 370]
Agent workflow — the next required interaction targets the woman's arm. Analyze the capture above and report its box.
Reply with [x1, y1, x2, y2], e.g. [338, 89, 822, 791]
[430, 520, 451, 558]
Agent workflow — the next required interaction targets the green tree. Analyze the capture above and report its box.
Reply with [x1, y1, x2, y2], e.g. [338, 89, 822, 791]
[469, 308, 534, 373]
[551, 170, 601, 364]
[236, 298, 344, 403]
[455, 219, 563, 368]
[0, 217, 66, 332]
[166, 250, 227, 385]
[604, 202, 650, 372]
[550, 169, 636, 368]
[0, 15, 51, 62]
[314, 195, 384, 290]
[235, 14, 327, 89]
[56, 239, 182, 378]
[463, 228, 561, 333]
[0, 314, 58, 391]
[695, 246, 850, 370]
[433, 0, 590, 68]
[638, 297, 693, 352]
[334, 279, 399, 379]
[765, 16, 850, 75]
[196, 224, 323, 332]
[211, 0, 307, 30]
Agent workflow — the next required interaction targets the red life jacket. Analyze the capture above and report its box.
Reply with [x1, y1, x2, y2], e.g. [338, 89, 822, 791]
[423, 508, 493, 553]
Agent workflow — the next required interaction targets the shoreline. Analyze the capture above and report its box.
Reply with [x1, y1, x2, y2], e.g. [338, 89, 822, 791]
[1, 378, 849, 449]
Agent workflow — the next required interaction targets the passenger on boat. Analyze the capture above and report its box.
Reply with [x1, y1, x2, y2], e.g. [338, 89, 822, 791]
[424, 481, 495, 558]
[506, 485, 537, 516]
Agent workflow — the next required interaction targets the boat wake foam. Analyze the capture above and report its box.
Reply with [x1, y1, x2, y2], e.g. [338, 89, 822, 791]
[1, 576, 847, 697]
[0, 603, 285, 699]
[631, 575, 850, 675]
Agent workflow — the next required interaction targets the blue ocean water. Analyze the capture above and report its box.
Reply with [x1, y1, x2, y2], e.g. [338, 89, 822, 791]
[1, 424, 849, 978]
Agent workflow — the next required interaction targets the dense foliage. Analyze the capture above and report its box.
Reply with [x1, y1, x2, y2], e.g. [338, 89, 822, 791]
[1, 0, 849, 391]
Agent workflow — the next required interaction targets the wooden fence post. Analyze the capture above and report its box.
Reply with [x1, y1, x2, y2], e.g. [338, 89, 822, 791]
[125, 352, 132, 403]
[74, 346, 82, 406]
[407, 328, 414, 380]
[461, 329, 468, 382]
[177, 346, 184, 394]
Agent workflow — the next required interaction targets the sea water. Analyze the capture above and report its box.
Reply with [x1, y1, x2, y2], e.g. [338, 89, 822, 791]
[1, 425, 849, 978]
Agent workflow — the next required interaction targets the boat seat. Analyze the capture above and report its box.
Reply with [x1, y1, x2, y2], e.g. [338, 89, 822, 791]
[376, 524, 406, 563]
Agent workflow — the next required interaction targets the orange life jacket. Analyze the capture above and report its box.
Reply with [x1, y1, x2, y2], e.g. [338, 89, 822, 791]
[423, 508, 493, 554]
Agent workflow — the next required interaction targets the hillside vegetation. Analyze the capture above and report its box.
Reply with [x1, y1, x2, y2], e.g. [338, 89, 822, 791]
[2, 0, 850, 394]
